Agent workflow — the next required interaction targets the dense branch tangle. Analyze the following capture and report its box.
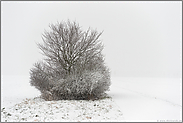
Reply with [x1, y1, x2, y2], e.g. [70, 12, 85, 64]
[38, 21, 104, 75]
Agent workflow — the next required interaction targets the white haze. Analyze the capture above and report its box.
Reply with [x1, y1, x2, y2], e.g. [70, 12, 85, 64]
[1, 1, 182, 78]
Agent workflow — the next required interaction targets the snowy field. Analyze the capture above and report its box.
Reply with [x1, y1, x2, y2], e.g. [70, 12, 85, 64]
[1, 75, 182, 122]
[108, 77, 182, 122]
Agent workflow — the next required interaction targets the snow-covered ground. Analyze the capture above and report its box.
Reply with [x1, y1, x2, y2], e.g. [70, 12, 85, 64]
[1, 96, 124, 122]
[1, 76, 41, 108]
[108, 77, 182, 122]
[1, 75, 182, 122]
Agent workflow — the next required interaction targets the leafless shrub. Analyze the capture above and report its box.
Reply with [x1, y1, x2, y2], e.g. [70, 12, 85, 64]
[30, 20, 111, 100]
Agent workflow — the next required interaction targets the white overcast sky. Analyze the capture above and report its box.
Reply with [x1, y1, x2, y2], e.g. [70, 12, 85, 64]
[1, 1, 182, 78]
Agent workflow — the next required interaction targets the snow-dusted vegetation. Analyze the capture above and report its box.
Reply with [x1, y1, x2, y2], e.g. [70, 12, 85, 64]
[30, 20, 111, 101]
[1, 96, 124, 122]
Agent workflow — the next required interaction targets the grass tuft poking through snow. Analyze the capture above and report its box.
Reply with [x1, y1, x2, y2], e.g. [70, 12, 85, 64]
[1, 96, 124, 122]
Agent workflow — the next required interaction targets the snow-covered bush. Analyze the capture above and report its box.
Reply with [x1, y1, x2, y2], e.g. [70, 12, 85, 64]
[30, 62, 51, 92]
[46, 69, 111, 100]
[30, 20, 111, 100]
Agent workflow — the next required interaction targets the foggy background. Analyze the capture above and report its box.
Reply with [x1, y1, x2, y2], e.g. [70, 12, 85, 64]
[1, 1, 182, 78]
